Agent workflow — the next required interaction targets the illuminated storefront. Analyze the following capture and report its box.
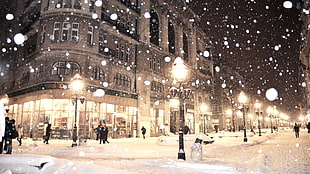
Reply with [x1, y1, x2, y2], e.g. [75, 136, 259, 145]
[6, 87, 138, 140]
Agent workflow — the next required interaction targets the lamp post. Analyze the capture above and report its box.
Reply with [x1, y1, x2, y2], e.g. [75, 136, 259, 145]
[267, 107, 273, 133]
[70, 74, 85, 147]
[238, 92, 248, 142]
[200, 103, 208, 134]
[255, 102, 262, 136]
[170, 57, 190, 161]
[248, 114, 254, 132]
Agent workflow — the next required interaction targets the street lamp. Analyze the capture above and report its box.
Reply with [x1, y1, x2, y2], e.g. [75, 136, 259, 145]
[70, 74, 85, 147]
[170, 57, 190, 161]
[255, 102, 262, 136]
[238, 92, 248, 142]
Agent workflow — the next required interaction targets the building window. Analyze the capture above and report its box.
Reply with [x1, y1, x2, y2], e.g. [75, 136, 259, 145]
[74, 0, 81, 9]
[98, 35, 105, 53]
[150, 9, 159, 46]
[183, 33, 188, 61]
[64, 0, 72, 8]
[87, 26, 93, 45]
[89, 0, 95, 12]
[72, 23, 79, 42]
[151, 81, 163, 92]
[150, 57, 161, 71]
[62, 22, 70, 41]
[114, 73, 131, 88]
[51, 61, 80, 76]
[40, 24, 46, 44]
[53, 22, 61, 42]
[168, 22, 175, 54]
[53, 22, 80, 42]
[37, 65, 44, 79]
[92, 67, 105, 81]
[20, 71, 30, 85]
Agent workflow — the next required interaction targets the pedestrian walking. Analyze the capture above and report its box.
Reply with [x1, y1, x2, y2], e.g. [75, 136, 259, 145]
[141, 126, 146, 139]
[103, 125, 109, 143]
[293, 123, 300, 138]
[94, 125, 100, 140]
[307, 122, 310, 133]
[43, 124, 52, 144]
[17, 124, 23, 146]
[99, 125, 105, 144]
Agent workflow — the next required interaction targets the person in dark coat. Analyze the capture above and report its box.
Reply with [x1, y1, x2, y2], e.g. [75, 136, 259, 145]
[293, 123, 300, 138]
[43, 124, 51, 144]
[94, 125, 100, 140]
[99, 125, 106, 144]
[0, 117, 9, 154]
[307, 122, 310, 133]
[141, 126, 146, 139]
[3, 117, 15, 154]
[103, 125, 109, 143]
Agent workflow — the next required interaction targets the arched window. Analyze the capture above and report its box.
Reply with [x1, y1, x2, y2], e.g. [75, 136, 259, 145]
[51, 61, 80, 76]
[150, 9, 159, 46]
[183, 33, 188, 61]
[168, 22, 175, 54]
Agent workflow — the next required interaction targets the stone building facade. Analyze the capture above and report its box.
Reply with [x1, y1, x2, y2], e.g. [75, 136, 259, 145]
[299, 0, 310, 122]
[0, 0, 215, 140]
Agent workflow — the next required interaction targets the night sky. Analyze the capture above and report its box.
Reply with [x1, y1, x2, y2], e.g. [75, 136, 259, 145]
[189, 0, 304, 116]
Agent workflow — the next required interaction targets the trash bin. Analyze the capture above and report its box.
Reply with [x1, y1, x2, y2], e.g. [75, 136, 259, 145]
[191, 138, 202, 161]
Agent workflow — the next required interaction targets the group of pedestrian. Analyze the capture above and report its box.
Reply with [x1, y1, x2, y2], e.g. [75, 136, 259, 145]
[0, 117, 19, 154]
[293, 122, 310, 138]
[95, 125, 109, 144]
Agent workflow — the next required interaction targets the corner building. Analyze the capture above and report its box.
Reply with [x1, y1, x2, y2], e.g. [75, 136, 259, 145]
[0, 0, 214, 139]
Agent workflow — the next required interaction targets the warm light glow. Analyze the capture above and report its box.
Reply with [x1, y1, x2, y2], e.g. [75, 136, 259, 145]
[255, 102, 261, 109]
[237, 110, 242, 117]
[70, 74, 84, 92]
[299, 116, 305, 121]
[226, 109, 232, 115]
[171, 57, 188, 82]
[238, 92, 247, 104]
[248, 114, 253, 119]
[267, 107, 273, 114]
[0, 94, 9, 104]
[200, 103, 208, 113]
[170, 98, 179, 108]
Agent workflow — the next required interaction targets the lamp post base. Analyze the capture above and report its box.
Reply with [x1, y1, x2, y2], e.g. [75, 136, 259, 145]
[243, 137, 248, 142]
[178, 151, 186, 160]
[72, 141, 77, 147]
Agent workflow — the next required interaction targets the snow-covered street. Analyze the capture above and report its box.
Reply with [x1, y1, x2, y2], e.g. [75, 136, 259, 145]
[0, 129, 309, 174]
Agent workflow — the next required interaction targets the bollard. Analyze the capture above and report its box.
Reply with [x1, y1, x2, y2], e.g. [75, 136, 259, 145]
[191, 138, 202, 161]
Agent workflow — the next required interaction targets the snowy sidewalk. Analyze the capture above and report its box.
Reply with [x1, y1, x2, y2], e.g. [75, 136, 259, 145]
[10, 129, 274, 159]
[1, 129, 309, 174]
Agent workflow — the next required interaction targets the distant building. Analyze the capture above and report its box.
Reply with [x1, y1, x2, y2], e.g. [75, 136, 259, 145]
[299, 0, 310, 122]
[0, 0, 216, 139]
